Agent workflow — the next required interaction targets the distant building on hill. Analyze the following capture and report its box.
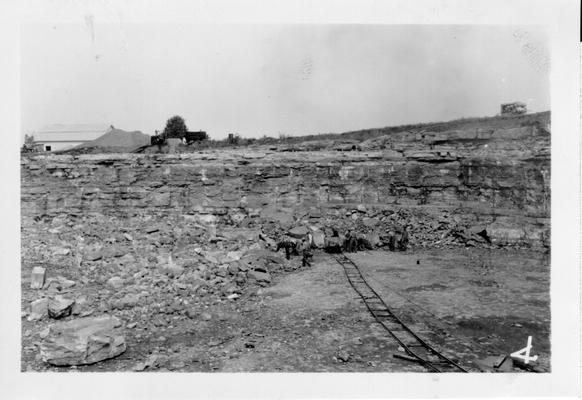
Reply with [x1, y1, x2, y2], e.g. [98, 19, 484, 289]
[33, 124, 112, 151]
[500, 102, 527, 116]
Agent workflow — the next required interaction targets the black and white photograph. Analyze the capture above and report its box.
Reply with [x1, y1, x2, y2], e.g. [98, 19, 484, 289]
[2, 0, 580, 398]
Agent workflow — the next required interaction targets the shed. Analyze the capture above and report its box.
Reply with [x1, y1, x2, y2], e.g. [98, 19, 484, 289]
[33, 124, 112, 152]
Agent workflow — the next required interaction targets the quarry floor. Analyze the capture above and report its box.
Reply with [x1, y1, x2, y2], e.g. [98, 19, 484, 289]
[22, 247, 550, 373]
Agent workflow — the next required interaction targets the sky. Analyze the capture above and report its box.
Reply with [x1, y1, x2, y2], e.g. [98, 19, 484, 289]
[21, 24, 550, 140]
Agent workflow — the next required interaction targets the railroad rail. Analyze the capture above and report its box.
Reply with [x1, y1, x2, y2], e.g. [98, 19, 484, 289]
[335, 253, 468, 372]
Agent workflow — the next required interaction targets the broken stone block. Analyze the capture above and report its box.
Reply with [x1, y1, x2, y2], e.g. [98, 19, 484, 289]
[311, 231, 326, 248]
[160, 263, 185, 279]
[468, 225, 488, 235]
[235, 272, 247, 285]
[145, 225, 160, 234]
[40, 315, 126, 366]
[52, 247, 71, 256]
[309, 209, 323, 218]
[106, 276, 124, 289]
[113, 293, 140, 310]
[29, 298, 48, 321]
[248, 270, 271, 283]
[223, 250, 244, 263]
[336, 350, 351, 362]
[43, 276, 76, 293]
[259, 233, 277, 249]
[71, 296, 88, 316]
[39, 326, 50, 339]
[227, 263, 239, 275]
[494, 355, 514, 372]
[362, 217, 380, 228]
[104, 246, 129, 258]
[288, 226, 309, 239]
[215, 266, 228, 278]
[48, 296, 75, 319]
[85, 250, 103, 261]
[185, 308, 197, 319]
[202, 251, 221, 264]
[236, 261, 250, 272]
[201, 312, 212, 321]
[475, 356, 501, 371]
[30, 267, 46, 289]
[56, 276, 76, 289]
[261, 208, 293, 226]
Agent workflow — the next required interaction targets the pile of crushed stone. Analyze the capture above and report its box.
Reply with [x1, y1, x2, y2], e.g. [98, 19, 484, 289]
[84, 128, 150, 149]
[61, 129, 151, 154]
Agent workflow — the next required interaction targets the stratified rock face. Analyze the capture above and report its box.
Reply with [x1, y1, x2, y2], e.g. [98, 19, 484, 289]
[21, 113, 550, 248]
[40, 315, 126, 366]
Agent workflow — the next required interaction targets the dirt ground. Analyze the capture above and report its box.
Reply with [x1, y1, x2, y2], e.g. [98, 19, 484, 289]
[347, 249, 550, 371]
[22, 245, 550, 373]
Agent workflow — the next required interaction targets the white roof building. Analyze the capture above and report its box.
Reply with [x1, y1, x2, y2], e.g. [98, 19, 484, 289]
[33, 124, 112, 151]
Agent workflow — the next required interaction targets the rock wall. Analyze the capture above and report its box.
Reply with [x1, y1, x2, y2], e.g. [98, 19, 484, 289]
[21, 121, 550, 248]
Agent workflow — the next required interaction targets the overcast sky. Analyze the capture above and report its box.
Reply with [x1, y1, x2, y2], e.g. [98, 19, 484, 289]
[21, 24, 549, 139]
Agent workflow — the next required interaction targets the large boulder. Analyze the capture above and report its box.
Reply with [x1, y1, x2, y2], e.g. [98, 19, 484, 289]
[248, 270, 272, 283]
[113, 293, 141, 310]
[159, 262, 185, 279]
[223, 250, 244, 263]
[106, 276, 124, 289]
[84, 249, 103, 261]
[221, 229, 261, 242]
[40, 315, 126, 366]
[241, 249, 286, 273]
[311, 230, 326, 248]
[362, 217, 380, 228]
[260, 207, 294, 227]
[288, 226, 309, 239]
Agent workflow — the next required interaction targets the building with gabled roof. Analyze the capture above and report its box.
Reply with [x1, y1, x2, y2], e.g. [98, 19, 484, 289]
[33, 124, 113, 152]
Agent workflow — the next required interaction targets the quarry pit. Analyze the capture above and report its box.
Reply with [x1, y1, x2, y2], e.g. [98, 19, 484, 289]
[20, 112, 551, 372]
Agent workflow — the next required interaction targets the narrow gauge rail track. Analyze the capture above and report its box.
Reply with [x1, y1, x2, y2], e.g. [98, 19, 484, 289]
[335, 253, 468, 373]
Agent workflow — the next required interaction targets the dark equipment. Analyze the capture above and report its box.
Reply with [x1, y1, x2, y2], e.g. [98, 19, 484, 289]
[185, 131, 208, 144]
[323, 237, 343, 254]
[151, 134, 166, 146]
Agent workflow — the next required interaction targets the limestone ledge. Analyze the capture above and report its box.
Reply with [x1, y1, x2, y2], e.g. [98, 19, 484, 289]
[21, 147, 549, 248]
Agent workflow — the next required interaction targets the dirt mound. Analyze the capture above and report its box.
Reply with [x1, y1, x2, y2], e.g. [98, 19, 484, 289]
[73, 128, 150, 152]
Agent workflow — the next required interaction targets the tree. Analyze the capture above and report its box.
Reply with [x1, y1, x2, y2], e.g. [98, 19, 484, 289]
[163, 115, 188, 139]
[21, 134, 36, 153]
